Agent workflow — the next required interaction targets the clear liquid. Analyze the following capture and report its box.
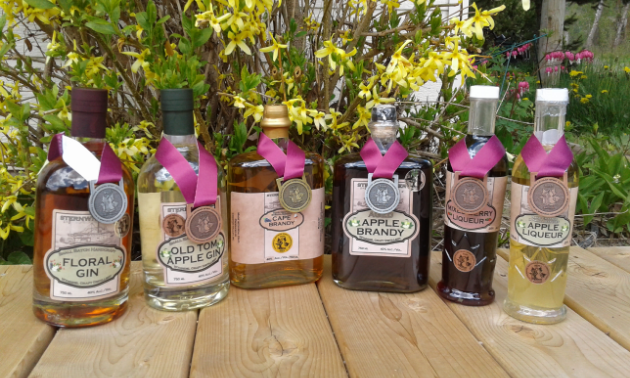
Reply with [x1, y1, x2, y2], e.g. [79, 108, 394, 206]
[137, 137, 229, 311]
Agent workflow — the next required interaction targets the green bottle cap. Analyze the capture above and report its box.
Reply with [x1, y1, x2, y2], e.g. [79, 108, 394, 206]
[161, 89, 194, 135]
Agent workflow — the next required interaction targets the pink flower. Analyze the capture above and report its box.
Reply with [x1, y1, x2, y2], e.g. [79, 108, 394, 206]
[545, 67, 553, 75]
[554, 66, 559, 72]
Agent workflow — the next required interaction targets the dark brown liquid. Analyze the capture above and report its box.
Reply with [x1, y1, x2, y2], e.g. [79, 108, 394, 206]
[331, 153, 433, 292]
[437, 134, 508, 306]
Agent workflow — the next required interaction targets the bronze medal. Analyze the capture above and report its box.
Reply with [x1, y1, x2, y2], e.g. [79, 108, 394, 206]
[365, 173, 400, 214]
[277, 175, 312, 213]
[451, 172, 488, 214]
[525, 260, 550, 284]
[163, 213, 186, 238]
[185, 204, 222, 244]
[453, 249, 476, 272]
[88, 179, 128, 224]
[528, 173, 570, 218]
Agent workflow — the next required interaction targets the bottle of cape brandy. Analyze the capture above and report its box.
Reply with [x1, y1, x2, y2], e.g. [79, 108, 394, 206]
[437, 86, 508, 306]
[331, 104, 433, 292]
[33, 88, 135, 327]
[228, 105, 325, 289]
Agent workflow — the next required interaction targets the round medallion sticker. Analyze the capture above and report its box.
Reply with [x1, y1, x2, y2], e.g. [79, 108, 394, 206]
[163, 214, 186, 238]
[365, 179, 400, 214]
[272, 232, 293, 253]
[88, 183, 128, 224]
[453, 249, 476, 272]
[405, 169, 426, 192]
[452, 178, 487, 214]
[185, 207, 222, 244]
[115, 213, 131, 238]
[525, 261, 550, 284]
[528, 177, 570, 217]
[279, 178, 312, 213]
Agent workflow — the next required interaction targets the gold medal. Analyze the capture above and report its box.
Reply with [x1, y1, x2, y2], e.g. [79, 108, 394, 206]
[528, 172, 570, 218]
[451, 172, 488, 215]
[277, 175, 312, 213]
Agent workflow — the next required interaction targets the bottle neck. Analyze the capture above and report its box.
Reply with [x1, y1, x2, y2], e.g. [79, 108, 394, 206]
[369, 123, 398, 154]
[164, 133, 197, 147]
[534, 102, 566, 146]
[468, 99, 497, 135]
[73, 137, 105, 156]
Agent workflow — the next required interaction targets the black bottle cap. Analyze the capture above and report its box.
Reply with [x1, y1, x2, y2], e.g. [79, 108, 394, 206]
[71, 88, 108, 138]
[161, 89, 194, 135]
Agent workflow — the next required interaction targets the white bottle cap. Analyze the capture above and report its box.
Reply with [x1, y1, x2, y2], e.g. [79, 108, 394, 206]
[536, 88, 569, 104]
[470, 85, 500, 99]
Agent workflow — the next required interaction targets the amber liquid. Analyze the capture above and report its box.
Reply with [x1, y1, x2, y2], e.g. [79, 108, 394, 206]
[331, 153, 433, 292]
[437, 135, 508, 305]
[33, 141, 135, 327]
[227, 147, 324, 289]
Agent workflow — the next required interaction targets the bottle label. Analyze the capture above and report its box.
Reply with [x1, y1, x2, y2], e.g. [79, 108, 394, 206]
[342, 178, 419, 257]
[230, 188, 325, 264]
[44, 210, 126, 301]
[444, 171, 507, 233]
[510, 181, 578, 247]
[157, 199, 225, 285]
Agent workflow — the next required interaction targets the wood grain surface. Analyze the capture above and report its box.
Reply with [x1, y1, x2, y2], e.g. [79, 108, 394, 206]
[430, 250, 630, 377]
[0, 265, 55, 378]
[29, 262, 198, 378]
[317, 255, 508, 378]
[588, 247, 630, 273]
[190, 282, 347, 378]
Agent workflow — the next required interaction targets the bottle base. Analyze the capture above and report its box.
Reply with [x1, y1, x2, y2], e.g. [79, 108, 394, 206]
[33, 292, 128, 328]
[436, 281, 494, 306]
[144, 280, 230, 311]
[333, 278, 427, 293]
[503, 298, 567, 324]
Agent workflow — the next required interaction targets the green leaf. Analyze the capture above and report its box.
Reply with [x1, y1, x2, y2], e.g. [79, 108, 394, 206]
[85, 20, 116, 35]
[194, 28, 212, 48]
[18, 227, 34, 247]
[0, 14, 6, 33]
[7, 251, 31, 264]
[157, 15, 171, 25]
[295, 31, 307, 38]
[43, 114, 68, 132]
[57, 0, 71, 10]
[24, 0, 55, 9]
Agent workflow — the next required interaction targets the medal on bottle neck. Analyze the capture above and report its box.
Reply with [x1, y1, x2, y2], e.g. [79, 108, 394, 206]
[155, 138, 222, 244]
[360, 138, 408, 214]
[48, 134, 127, 224]
[257, 133, 312, 213]
[521, 134, 574, 217]
[447, 135, 505, 215]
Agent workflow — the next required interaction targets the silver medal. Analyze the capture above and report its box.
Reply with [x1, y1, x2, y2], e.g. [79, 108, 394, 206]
[365, 173, 400, 214]
[88, 179, 128, 224]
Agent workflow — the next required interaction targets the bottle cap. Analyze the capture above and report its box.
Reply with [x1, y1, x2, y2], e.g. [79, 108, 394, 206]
[371, 104, 397, 122]
[536, 88, 569, 104]
[261, 104, 291, 139]
[71, 87, 108, 138]
[161, 89, 195, 135]
[470, 85, 500, 99]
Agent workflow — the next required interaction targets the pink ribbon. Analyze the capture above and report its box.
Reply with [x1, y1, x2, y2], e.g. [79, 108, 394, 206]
[257, 133, 305, 180]
[448, 135, 505, 178]
[521, 135, 574, 177]
[155, 138, 218, 207]
[360, 138, 408, 179]
[48, 133, 122, 185]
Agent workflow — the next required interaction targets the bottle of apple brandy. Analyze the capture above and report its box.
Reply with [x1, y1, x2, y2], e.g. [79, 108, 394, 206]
[33, 88, 135, 327]
[504, 88, 578, 324]
[137, 89, 229, 311]
[228, 105, 325, 289]
[437, 86, 508, 305]
[331, 104, 433, 292]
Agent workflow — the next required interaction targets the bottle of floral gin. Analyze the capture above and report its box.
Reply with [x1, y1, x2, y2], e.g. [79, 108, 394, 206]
[504, 88, 577, 324]
[137, 89, 229, 311]
[437, 86, 508, 305]
[331, 104, 433, 292]
[33, 88, 135, 327]
[228, 105, 325, 288]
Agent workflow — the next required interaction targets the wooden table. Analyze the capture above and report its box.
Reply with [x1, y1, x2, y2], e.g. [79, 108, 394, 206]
[3, 247, 630, 378]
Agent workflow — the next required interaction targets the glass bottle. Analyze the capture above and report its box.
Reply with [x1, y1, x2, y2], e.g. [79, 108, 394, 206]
[33, 88, 135, 327]
[437, 86, 508, 305]
[228, 105, 325, 289]
[137, 89, 229, 311]
[504, 88, 578, 324]
[331, 105, 433, 292]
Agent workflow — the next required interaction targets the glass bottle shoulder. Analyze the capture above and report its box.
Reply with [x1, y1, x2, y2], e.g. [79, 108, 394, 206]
[334, 152, 432, 171]
[446, 135, 508, 176]
[229, 150, 322, 168]
[38, 157, 134, 195]
[512, 153, 579, 187]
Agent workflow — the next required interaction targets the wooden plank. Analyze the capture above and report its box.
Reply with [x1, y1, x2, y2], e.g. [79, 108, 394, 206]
[191, 282, 347, 378]
[497, 246, 630, 352]
[0, 265, 55, 378]
[429, 250, 630, 377]
[588, 246, 630, 273]
[29, 262, 197, 378]
[317, 255, 508, 378]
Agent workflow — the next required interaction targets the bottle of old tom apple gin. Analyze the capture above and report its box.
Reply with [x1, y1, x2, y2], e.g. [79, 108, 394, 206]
[137, 89, 229, 311]
[504, 88, 578, 324]
[228, 105, 325, 288]
[33, 88, 135, 327]
[331, 104, 433, 292]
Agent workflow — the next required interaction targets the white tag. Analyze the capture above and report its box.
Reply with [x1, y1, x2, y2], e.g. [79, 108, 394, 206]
[42, 135, 102, 181]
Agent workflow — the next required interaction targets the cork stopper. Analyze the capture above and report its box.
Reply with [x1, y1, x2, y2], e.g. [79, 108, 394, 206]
[71, 88, 108, 138]
[260, 104, 291, 139]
